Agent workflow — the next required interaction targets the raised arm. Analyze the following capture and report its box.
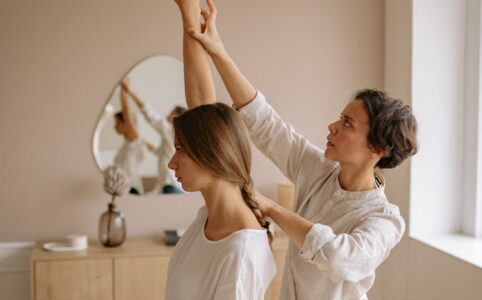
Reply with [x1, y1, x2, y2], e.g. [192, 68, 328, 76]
[122, 78, 145, 109]
[186, 0, 256, 109]
[176, 0, 216, 109]
[120, 82, 138, 141]
[121, 78, 168, 136]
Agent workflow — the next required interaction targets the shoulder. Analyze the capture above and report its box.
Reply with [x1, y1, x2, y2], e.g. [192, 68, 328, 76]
[221, 229, 264, 248]
[362, 196, 404, 222]
[383, 202, 402, 217]
[229, 231, 275, 267]
[174, 206, 207, 246]
[196, 205, 208, 217]
[372, 195, 403, 218]
[221, 230, 276, 283]
[357, 199, 406, 237]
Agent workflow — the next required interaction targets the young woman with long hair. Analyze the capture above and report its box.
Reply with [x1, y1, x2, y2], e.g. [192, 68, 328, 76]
[163, 1, 276, 299]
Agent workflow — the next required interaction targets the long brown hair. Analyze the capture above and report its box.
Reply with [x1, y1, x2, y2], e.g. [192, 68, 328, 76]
[173, 103, 273, 245]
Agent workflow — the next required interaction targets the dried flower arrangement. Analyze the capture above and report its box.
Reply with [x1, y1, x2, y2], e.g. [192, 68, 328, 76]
[103, 166, 131, 202]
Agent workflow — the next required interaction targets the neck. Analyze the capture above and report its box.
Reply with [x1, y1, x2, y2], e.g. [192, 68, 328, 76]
[338, 163, 376, 192]
[200, 180, 250, 230]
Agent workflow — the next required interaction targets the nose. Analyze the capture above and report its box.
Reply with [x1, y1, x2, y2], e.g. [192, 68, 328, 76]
[328, 121, 337, 134]
[168, 155, 177, 170]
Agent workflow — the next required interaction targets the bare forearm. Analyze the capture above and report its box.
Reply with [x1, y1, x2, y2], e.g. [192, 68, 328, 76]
[120, 90, 138, 140]
[268, 202, 313, 248]
[128, 90, 144, 108]
[210, 51, 257, 109]
[179, 3, 216, 108]
[183, 36, 216, 108]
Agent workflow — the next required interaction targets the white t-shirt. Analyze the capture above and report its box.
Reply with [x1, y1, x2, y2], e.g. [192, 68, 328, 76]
[140, 104, 182, 192]
[165, 206, 276, 300]
[113, 137, 144, 194]
[237, 91, 405, 300]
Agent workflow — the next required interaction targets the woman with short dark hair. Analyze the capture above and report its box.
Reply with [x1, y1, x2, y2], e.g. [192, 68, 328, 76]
[185, 0, 418, 299]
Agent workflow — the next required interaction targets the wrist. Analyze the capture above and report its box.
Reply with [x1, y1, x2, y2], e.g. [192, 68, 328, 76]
[210, 47, 230, 62]
[265, 201, 279, 219]
[178, 5, 200, 22]
[176, 0, 199, 11]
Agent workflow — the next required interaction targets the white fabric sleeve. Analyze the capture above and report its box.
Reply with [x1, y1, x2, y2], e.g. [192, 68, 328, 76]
[237, 90, 333, 187]
[212, 259, 265, 300]
[140, 103, 169, 137]
[300, 211, 405, 283]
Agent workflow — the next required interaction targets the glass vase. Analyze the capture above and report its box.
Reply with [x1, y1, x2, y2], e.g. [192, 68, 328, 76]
[98, 202, 126, 247]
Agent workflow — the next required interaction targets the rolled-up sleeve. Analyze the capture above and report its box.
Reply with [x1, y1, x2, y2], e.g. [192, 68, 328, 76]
[300, 213, 405, 283]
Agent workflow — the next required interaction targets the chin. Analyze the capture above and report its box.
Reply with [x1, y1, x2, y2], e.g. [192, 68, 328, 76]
[180, 183, 199, 193]
[180, 184, 192, 192]
[324, 149, 335, 160]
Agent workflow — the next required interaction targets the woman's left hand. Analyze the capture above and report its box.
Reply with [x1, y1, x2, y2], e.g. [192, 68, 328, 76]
[186, 0, 226, 57]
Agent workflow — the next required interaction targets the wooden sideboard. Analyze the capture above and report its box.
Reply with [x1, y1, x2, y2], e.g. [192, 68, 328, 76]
[31, 235, 289, 300]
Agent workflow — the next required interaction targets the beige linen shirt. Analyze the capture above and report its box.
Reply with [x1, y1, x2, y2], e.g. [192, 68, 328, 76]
[237, 91, 405, 300]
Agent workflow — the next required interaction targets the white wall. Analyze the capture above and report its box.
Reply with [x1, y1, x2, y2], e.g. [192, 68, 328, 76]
[411, 0, 466, 237]
[382, 0, 482, 299]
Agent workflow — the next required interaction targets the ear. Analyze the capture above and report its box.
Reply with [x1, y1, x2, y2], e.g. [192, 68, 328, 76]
[369, 144, 387, 159]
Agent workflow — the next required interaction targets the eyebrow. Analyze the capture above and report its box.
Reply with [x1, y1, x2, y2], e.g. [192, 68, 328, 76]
[341, 114, 356, 124]
[341, 113, 369, 125]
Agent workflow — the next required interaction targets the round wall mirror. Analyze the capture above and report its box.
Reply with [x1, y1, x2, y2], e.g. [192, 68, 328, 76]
[92, 55, 186, 196]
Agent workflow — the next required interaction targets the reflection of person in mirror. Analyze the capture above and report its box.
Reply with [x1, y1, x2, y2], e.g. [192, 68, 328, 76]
[112, 81, 145, 195]
[163, 0, 276, 299]
[121, 78, 185, 194]
[186, 1, 419, 299]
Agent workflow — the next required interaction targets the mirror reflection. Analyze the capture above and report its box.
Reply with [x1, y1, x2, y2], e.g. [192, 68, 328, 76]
[93, 55, 186, 196]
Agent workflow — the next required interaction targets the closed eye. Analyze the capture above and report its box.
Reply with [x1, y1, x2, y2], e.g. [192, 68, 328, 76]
[174, 144, 184, 153]
[339, 116, 352, 128]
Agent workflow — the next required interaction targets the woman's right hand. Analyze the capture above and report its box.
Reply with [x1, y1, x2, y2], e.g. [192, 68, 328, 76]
[186, 0, 226, 57]
[253, 191, 277, 219]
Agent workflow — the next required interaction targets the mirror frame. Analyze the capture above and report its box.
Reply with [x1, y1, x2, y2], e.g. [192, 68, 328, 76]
[91, 54, 185, 196]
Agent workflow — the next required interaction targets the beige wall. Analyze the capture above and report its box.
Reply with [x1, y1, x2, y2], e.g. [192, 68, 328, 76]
[0, 0, 384, 242]
[375, 0, 413, 299]
[3, 1, 481, 299]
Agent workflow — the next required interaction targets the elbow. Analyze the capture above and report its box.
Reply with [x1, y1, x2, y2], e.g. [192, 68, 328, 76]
[318, 242, 381, 283]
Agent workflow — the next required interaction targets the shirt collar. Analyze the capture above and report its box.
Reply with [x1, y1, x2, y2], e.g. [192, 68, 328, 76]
[332, 167, 386, 202]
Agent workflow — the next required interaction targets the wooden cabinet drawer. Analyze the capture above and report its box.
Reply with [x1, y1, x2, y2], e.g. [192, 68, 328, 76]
[34, 259, 113, 300]
[114, 256, 170, 300]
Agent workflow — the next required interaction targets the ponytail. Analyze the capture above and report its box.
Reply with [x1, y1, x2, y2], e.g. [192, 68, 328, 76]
[241, 181, 273, 247]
